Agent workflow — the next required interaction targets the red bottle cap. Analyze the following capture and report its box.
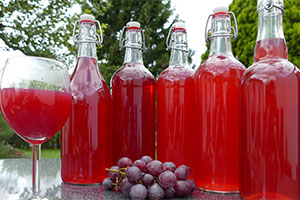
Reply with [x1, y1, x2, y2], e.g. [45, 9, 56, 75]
[126, 21, 141, 30]
[172, 22, 186, 32]
[213, 7, 229, 17]
[80, 14, 95, 24]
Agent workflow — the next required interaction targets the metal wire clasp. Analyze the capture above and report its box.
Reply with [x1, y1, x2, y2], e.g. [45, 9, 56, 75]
[119, 25, 146, 52]
[165, 25, 173, 51]
[72, 20, 103, 47]
[204, 11, 238, 43]
[165, 24, 188, 52]
[264, 3, 285, 14]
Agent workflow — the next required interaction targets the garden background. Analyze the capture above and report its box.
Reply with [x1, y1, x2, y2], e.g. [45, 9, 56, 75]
[0, 0, 299, 158]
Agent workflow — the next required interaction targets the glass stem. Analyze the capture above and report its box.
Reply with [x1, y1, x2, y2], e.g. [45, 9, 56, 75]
[32, 144, 41, 198]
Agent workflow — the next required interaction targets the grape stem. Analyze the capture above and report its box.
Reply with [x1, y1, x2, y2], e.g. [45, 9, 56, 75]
[119, 167, 127, 171]
[105, 168, 126, 176]
[112, 177, 120, 186]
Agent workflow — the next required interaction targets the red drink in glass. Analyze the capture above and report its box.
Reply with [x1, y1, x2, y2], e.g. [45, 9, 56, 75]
[0, 88, 72, 145]
[157, 66, 195, 177]
[111, 62, 156, 163]
[0, 56, 72, 199]
[240, 38, 300, 199]
[61, 57, 112, 184]
[195, 55, 245, 192]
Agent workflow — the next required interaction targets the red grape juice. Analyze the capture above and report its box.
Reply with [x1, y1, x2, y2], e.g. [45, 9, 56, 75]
[157, 66, 195, 178]
[240, 38, 300, 199]
[111, 62, 156, 163]
[195, 55, 245, 192]
[61, 57, 112, 184]
[0, 88, 72, 144]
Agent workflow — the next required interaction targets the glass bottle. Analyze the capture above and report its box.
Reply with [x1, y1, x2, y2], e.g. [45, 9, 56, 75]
[157, 22, 195, 178]
[61, 14, 112, 184]
[194, 7, 245, 193]
[111, 21, 156, 163]
[240, 0, 300, 199]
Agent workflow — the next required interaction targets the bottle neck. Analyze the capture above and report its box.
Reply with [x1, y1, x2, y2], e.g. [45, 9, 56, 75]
[123, 29, 143, 64]
[169, 30, 189, 66]
[209, 14, 233, 56]
[124, 48, 143, 64]
[255, 0, 287, 61]
[209, 37, 233, 56]
[78, 22, 97, 60]
[169, 49, 188, 66]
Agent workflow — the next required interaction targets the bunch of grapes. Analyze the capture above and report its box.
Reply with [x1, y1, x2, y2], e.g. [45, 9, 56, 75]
[103, 156, 195, 200]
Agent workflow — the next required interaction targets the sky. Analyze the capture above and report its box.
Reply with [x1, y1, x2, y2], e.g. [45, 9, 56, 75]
[171, 0, 233, 67]
[0, 0, 233, 70]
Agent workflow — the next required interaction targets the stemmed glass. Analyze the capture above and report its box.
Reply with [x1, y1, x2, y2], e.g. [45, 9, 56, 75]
[0, 56, 72, 199]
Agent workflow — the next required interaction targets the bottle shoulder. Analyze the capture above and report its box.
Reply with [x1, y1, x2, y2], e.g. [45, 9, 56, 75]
[71, 57, 102, 80]
[111, 62, 155, 82]
[195, 54, 245, 77]
[70, 58, 110, 96]
[242, 58, 300, 83]
[197, 55, 245, 71]
[158, 65, 194, 82]
[70, 85, 111, 104]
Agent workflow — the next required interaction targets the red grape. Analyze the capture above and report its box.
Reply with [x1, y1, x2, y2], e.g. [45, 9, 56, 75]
[185, 179, 195, 193]
[133, 159, 147, 172]
[164, 187, 175, 199]
[126, 166, 142, 183]
[118, 157, 132, 168]
[119, 177, 134, 198]
[163, 162, 176, 172]
[174, 165, 190, 180]
[148, 183, 165, 200]
[109, 166, 121, 181]
[103, 177, 113, 190]
[174, 180, 191, 197]
[158, 171, 177, 189]
[141, 173, 154, 187]
[147, 160, 165, 176]
[130, 184, 147, 200]
[103, 156, 194, 199]
[140, 155, 153, 164]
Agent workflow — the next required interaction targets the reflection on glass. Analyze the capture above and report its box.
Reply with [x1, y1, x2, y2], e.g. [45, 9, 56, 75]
[0, 159, 61, 199]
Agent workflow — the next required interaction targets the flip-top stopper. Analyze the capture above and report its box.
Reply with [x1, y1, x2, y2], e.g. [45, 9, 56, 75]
[80, 14, 95, 22]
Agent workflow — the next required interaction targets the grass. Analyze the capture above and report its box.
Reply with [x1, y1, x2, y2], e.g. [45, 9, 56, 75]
[19, 148, 61, 159]
[0, 143, 19, 158]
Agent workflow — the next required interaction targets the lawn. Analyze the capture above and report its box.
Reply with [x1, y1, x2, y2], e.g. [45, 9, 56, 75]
[20, 148, 61, 159]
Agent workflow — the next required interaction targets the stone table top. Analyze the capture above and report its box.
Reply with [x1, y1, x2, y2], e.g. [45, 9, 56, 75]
[0, 159, 240, 200]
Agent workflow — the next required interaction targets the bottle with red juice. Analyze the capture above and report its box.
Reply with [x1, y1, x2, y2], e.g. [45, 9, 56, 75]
[157, 22, 195, 178]
[194, 7, 245, 193]
[110, 22, 156, 163]
[240, 0, 300, 199]
[61, 14, 112, 184]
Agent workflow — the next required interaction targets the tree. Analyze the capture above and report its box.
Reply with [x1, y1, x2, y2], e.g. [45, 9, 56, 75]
[1, 0, 194, 84]
[0, 0, 76, 61]
[0, 0, 185, 151]
[201, 0, 300, 68]
[78, 0, 194, 83]
[0, 0, 79, 153]
[283, 0, 300, 67]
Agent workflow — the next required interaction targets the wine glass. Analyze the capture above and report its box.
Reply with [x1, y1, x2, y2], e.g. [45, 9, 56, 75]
[0, 56, 72, 199]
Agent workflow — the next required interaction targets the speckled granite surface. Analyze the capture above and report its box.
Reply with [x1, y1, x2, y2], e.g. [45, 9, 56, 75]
[0, 159, 240, 200]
